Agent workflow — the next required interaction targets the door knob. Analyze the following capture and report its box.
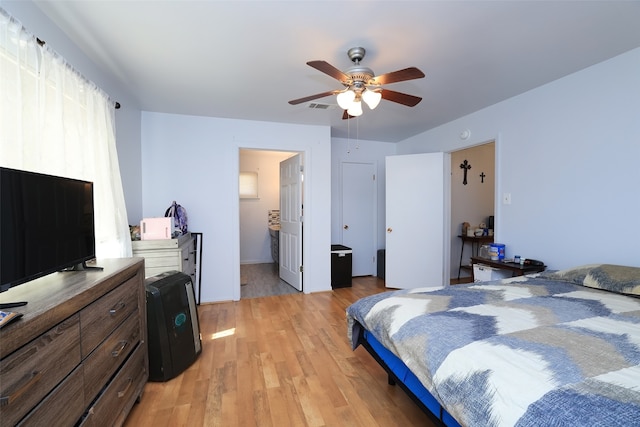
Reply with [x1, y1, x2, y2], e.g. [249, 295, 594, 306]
[387, 227, 392, 233]
[344, 225, 349, 230]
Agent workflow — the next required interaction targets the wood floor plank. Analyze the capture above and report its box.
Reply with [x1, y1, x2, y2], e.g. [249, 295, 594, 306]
[124, 276, 436, 427]
[266, 386, 294, 426]
[185, 379, 209, 424]
[292, 375, 326, 427]
[166, 404, 192, 427]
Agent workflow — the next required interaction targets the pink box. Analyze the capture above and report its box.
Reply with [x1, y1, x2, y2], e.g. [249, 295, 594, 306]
[140, 217, 173, 240]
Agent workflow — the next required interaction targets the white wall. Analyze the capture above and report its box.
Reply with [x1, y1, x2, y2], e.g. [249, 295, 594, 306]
[399, 47, 640, 269]
[239, 149, 295, 264]
[141, 112, 331, 302]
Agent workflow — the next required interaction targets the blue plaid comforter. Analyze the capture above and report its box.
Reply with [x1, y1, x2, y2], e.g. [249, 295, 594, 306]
[347, 275, 640, 426]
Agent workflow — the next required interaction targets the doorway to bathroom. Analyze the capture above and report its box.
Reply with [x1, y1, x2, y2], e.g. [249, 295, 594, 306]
[238, 148, 302, 298]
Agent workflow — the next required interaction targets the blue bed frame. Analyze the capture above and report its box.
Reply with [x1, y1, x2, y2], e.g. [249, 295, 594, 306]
[356, 323, 462, 427]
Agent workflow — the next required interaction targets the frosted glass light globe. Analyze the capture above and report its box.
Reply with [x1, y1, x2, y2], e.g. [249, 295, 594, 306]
[336, 90, 356, 109]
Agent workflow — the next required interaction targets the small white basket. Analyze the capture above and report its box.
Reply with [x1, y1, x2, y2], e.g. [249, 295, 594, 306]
[473, 264, 511, 283]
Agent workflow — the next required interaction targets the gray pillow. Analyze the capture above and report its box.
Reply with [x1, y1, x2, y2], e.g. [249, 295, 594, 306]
[542, 264, 640, 295]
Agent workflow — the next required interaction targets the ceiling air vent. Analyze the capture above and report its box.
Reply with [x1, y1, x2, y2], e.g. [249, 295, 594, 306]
[308, 103, 332, 110]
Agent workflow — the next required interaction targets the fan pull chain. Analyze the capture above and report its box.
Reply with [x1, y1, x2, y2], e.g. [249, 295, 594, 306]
[355, 116, 360, 150]
[346, 112, 351, 154]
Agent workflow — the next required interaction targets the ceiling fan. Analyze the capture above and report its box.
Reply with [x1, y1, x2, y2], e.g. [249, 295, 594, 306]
[288, 47, 425, 119]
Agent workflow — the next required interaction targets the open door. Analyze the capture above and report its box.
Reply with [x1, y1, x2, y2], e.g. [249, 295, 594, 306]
[279, 153, 303, 290]
[385, 152, 449, 289]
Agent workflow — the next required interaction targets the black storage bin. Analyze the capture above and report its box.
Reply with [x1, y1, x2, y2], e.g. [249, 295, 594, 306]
[145, 271, 202, 382]
[377, 249, 385, 280]
[331, 244, 352, 288]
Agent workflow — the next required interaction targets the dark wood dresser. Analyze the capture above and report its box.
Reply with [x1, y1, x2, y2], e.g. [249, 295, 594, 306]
[0, 258, 148, 426]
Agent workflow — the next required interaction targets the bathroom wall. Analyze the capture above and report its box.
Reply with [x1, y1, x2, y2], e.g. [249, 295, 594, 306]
[239, 149, 295, 264]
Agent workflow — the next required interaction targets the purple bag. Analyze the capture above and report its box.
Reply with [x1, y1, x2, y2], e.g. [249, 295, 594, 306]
[164, 201, 188, 235]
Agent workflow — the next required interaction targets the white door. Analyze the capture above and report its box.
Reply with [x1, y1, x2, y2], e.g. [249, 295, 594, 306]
[279, 154, 303, 291]
[342, 162, 376, 276]
[385, 152, 449, 289]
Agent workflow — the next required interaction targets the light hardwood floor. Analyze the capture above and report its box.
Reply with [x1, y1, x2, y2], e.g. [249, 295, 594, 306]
[124, 276, 436, 427]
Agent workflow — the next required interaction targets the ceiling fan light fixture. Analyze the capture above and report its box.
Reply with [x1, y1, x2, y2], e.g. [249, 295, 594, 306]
[362, 89, 382, 110]
[289, 46, 425, 117]
[336, 89, 356, 109]
[347, 100, 363, 117]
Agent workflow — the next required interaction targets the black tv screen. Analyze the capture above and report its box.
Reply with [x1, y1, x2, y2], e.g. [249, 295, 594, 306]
[1, 167, 96, 292]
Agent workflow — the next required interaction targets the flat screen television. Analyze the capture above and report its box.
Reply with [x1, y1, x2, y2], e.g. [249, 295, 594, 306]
[1, 167, 98, 302]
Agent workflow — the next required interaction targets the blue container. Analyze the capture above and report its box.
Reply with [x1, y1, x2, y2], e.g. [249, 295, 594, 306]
[490, 243, 506, 261]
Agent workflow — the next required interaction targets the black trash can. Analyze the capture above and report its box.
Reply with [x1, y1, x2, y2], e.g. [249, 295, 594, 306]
[331, 244, 352, 288]
[377, 249, 385, 280]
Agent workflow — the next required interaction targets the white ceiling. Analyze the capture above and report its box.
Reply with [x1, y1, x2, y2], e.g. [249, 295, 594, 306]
[32, 1, 640, 143]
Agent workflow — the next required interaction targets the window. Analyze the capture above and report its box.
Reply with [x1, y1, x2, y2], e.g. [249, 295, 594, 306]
[239, 172, 259, 199]
[1, 9, 131, 257]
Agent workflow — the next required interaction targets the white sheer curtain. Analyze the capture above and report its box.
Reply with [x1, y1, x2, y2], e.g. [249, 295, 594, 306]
[0, 9, 132, 258]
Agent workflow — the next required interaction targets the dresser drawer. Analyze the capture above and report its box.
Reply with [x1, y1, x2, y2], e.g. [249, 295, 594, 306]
[17, 365, 85, 427]
[83, 311, 141, 405]
[180, 244, 196, 279]
[142, 254, 179, 269]
[80, 277, 138, 357]
[80, 345, 147, 427]
[144, 265, 180, 279]
[0, 315, 81, 426]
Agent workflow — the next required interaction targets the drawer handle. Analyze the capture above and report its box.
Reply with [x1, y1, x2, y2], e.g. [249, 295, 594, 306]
[109, 301, 126, 316]
[112, 340, 129, 357]
[117, 377, 133, 398]
[0, 370, 42, 407]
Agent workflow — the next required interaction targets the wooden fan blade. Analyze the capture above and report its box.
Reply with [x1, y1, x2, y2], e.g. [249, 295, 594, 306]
[381, 89, 422, 107]
[288, 90, 337, 105]
[342, 110, 356, 120]
[307, 60, 350, 83]
[372, 67, 425, 85]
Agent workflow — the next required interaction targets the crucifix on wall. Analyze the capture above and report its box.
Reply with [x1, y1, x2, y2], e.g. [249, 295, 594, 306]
[480, 172, 486, 183]
[459, 160, 471, 185]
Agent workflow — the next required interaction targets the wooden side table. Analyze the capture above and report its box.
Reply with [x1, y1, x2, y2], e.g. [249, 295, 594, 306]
[470, 257, 546, 279]
[458, 235, 494, 279]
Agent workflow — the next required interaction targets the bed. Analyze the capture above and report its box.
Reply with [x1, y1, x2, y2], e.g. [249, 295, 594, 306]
[346, 264, 640, 427]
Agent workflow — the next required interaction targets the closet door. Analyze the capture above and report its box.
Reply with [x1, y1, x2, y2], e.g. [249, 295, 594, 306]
[342, 162, 376, 276]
